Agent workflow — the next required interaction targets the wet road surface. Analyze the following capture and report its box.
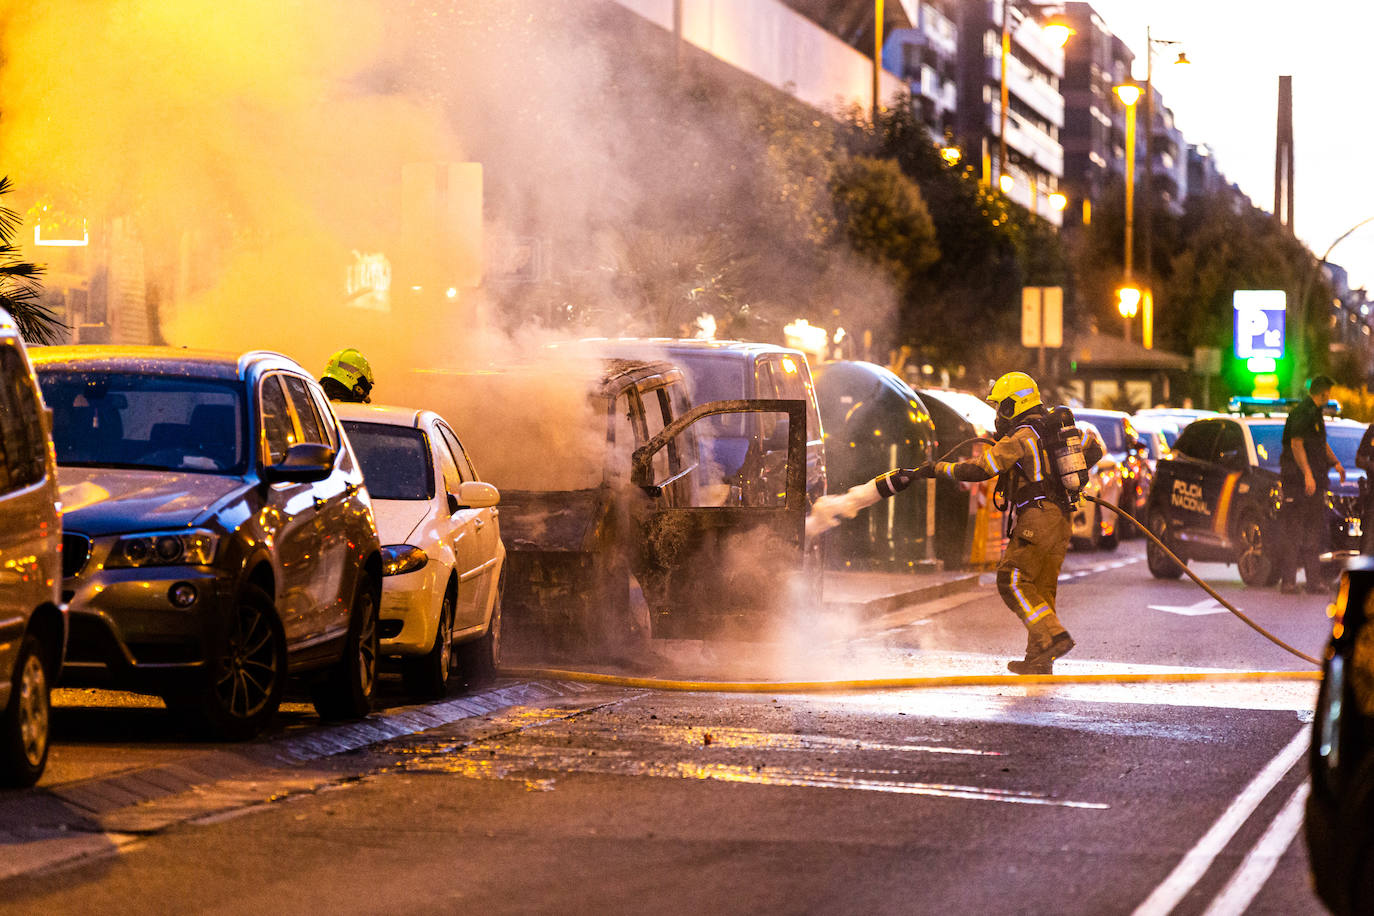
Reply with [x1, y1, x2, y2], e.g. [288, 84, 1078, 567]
[0, 542, 1334, 914]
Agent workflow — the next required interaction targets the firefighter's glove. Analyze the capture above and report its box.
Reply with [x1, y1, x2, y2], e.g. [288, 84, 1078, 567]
[875, 464, 934, 499]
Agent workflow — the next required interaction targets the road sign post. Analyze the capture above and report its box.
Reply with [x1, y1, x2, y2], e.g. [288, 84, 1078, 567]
[1022, 286, 1063, 378]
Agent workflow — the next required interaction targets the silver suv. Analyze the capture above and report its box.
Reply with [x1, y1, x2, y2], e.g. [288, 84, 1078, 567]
[0, 309, 65, 786]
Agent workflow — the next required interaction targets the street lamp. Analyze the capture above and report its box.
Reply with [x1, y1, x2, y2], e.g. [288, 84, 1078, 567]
[1114, 82, 1141, 342]
[1139, 27, 1190, 350]
[996, 1, 1073, 191]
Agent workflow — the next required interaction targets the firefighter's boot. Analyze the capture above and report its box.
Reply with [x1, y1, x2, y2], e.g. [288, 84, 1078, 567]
[1007, 631, 1075, 675]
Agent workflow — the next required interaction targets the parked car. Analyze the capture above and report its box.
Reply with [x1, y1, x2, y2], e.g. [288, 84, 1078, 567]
[1142, 413, 1364, 586]
[1129, 414, 1179, 472]
[333, 403, 505, 698]
[812, 361, 935, 569]
[0, 309, 65, 787]
[1307, 556, 1374, 914]
[917, 387, 1004, 569]
[410, 359, 808, 647]
[1075, 407, 1152, 523]
[1069, 422, 1123, 551]
[34, 346, 383, 739]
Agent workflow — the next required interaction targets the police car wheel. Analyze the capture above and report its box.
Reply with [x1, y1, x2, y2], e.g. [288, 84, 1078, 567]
[1236, 511, 1278, 588]
[1146, 513, 1184, 580]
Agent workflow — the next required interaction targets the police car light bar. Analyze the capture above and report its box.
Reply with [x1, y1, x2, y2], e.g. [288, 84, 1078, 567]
[1227, 396, 1341, 416]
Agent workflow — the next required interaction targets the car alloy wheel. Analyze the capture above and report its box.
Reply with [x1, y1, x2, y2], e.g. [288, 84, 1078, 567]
[214, 600, 281, 721]
[403, 589, 455, 700]
[197, 585, 286, 741]
[1236, 511, 1277, 587]
[1, 635, 50, 787]
[1146, 514, 1184, 580]
[312, 583, 379, 721]
[16, 651, 48, 770]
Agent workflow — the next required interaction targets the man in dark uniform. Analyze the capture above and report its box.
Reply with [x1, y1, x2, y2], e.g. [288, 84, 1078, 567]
[1278, 375, 1345, 593]
[881, 372, 1102, 674]
[1356, 420, 1374, 554]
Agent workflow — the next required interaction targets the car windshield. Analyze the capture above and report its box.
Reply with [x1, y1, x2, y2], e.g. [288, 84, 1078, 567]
[38, 370, 246, 474]
[1078, 413, 1126, 452]
[1250, 422, 1362, 473]
[1250, 424, 1283, 470]
[342, 421, 434, 500]
[666, 352, 749, 437]
[1329, 425, 1363, 472]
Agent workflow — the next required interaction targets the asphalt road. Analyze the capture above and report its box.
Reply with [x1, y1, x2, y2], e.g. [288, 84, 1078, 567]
[0, 541, 1335, 915]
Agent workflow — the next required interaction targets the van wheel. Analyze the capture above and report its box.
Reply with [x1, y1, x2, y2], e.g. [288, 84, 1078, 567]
[312, 583, 378, 721]
[1237, 511, 1278, 587]
[457, 567, 503, 688]
[197, 585, 285, 741]
[402, 589, 454, 700]
[1146, 513, 1185, 580]
[0, 634, 50, 787]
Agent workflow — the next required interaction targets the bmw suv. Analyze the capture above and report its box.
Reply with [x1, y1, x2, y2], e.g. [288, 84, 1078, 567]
[33, 347, 383, 739]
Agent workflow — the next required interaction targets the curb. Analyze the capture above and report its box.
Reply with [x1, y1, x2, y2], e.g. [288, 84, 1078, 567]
[825, 573, 982, 619]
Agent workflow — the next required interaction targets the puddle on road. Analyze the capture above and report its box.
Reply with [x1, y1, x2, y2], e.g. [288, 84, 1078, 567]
[391, 712, 1103, 810]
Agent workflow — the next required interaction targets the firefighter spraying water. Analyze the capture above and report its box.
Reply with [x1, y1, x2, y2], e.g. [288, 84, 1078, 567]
[807, 372, 1100, 674]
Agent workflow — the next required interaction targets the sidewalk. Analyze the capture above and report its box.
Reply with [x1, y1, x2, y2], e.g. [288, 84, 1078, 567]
[823, 567, 983, 620]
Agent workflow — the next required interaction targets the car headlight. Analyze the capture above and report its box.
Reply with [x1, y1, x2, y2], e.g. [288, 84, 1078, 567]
[106, 530, 219, 568]
[381, 544, 428, 577]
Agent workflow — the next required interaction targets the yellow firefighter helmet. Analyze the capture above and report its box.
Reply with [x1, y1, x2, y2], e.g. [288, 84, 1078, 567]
[987, 371, 1042, 422]
[322, 348, 375, 401]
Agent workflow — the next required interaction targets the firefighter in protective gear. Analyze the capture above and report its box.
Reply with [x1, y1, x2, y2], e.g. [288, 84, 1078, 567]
[885, 372, 1102, 673]
[321, 348, 375, 403]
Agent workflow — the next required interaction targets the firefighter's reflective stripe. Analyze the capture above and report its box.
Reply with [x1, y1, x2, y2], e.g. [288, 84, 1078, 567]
[1007, 569, 1039, 619]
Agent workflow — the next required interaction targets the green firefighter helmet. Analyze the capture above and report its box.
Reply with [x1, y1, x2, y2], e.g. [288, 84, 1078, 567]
[322, 348, 375, 402]
[987, 371, 1042, 423]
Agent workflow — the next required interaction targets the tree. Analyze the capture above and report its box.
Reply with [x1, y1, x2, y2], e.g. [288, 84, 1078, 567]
[830, 156, 938, 291]
[0, 178, 61, 344]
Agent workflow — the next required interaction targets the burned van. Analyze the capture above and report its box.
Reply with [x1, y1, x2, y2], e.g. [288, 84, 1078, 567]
[409, 359, 807, 647]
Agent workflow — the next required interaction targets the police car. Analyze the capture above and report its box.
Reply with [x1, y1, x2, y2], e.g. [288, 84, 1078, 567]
[1142, 406, 1365, 585]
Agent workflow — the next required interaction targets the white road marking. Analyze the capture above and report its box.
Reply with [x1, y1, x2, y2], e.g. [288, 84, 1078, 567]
[1130, 727, 1309, 916]
[1200, 782, 1310, 916]
[1149, 598, 1230, 617]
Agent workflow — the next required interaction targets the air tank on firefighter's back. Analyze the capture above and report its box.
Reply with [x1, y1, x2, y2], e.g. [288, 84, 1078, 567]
[812, 360, 936, 570]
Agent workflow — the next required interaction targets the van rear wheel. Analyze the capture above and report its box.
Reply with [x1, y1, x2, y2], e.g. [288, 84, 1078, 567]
[1146, 513, 1185, 580]
[0, 635, 50, 787]
[1237, 511, 1278, 587]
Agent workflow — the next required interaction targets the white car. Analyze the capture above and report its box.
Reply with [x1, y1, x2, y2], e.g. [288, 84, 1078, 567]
[334, 404, 505, 698]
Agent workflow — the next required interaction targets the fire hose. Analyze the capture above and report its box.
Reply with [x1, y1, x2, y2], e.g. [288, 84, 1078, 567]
[497, 440, 1323, 691]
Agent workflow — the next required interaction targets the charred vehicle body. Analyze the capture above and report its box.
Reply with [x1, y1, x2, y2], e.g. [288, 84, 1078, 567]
[412, 359, 807, 648]
[34, 347, 383, 739]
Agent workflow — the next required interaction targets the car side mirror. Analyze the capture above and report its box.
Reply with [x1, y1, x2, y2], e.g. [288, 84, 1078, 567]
[262, 443, 334, 483]
[451, 481, 499, 511]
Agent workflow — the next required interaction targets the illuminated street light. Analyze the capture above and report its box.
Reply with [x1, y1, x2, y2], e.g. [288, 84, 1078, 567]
[1048, 192, 1068, 211]
[1113, 83, 1142, 106]
[940, 145, 962, 166]
[1114, 83, 1140, 342]
[1138, 29, 1191, 350]
[998, 173, 1015, 194]
[1117, 286, 1141, 317]
[1041, 21, 1074, 48]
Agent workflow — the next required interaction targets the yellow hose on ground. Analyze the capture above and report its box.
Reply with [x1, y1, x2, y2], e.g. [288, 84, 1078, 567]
[497, 666, 1319, 692]
[1084, 494, 1322, 667]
